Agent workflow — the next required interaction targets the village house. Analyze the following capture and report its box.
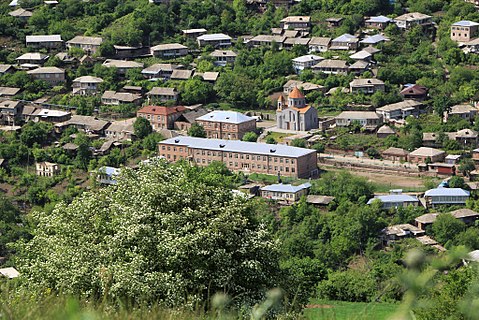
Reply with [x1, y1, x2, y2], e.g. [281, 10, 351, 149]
[15, 52, 49, 66]
[416, 209, 479, 230]
[276, 87, 318, 131]
[408, 147, 446, 163]
[35, 162, 60, 177]
[326, 17, 343, 28]
[349, 78, 385, 94]
[422, 132, 441, 148]
[174, 108, 209, 131]
[248, 35, 286, 48]
[72, 76, 103, 95]
[308, 37, 331, 52]
[260, 183, 311, 203]
[182, 28, 207, 39]
[312, 59, 349, 74]
[335, 111, 383, 130]
[97, 166, 120, 185]
[0, 86, 20, 97]
[197, 33, 232, 48]
[141, 63, 177, 80]
[381, 224, 425, 245]
[55, 115, 110, 135]
[451, 20, 479, 42]
[102, 59, 144, 75]
[0, 100, 23, 125]
[424, 188, 470, 208]
[27, 67, 65, 86]
[9, 8, 32, 20]
[330, 33, 359, 50]
[376, 100, 425, 121]
[447, 128, 478, 147]
[113, 45, 150, 59]
[447, 104, 478, 121]
[400, 84, 428, 101]
[382, 147, 409, 162]
[367, 191, 419, 209]
[146, 87, 179, 103]
[280, 16, 311, 31]
[364, 15, 393, 29]
[427, 163, 456, 176]
[170, 69, 193, 80]
[105, 118, 135, 141]
[279, 37, 311, 50]
[394, 12, 433, 30]
[360, 34, 389, 46]
[101, 91, 142, 105]
[200, 71, 219, 83]
[150, 43, 189, 58]
[66, 36, 103, 55]
[0, 64, 14, 75]
[292, 54, 323, 73]
[196, 110, 256, 140]
[137, 105, 186, 130]
[210, 50, 237, 66]
[348, 60, 370, 75]
[460, 38, 479, 53]
[33, 109, 71, 123]
[26, 35, 63, 49]
[158, 136, 319, 178]
[376, 125, 397, 138]
[283, 80, 325, 94]
[349, 50, 373, 61]
[445, 154, 462, 165]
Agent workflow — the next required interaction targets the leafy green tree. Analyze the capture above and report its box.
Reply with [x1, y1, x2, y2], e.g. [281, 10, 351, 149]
[265, 136, 276, 144]
[290, 139, 306, 148]
[448, 176, 466, 189]
[242, 132, 258, 142]
[312, 171, 374, 203]
[432, 214, 466, 244]
[142, 132, 164, 152]
[133, 117, 153, 140]
[188, 123, 206, 138]
[0, 195, 28, 257]
[317, 269, 378, 302]
[74, 133, 91, 170]
[180, 78, 214, 105]
[14, 161, 279, 306]
[459, 158, 475, 177]
[20, 122, 52, 147]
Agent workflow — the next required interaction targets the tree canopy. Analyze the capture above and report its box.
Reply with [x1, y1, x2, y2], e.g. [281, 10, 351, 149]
[15, 161, 279, 307]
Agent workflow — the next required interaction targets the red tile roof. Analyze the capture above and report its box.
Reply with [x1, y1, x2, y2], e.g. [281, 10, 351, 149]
[137, 105, 186, 116]
[400, 84, 427, 96]
[289, 87, 305, 99]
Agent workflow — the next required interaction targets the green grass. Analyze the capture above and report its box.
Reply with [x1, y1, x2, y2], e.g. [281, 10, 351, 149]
[303, 300, 399, 320]
[264, 131, 296, 143]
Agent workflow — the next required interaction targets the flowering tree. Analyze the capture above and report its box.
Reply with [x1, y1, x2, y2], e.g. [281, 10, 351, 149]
[15, 160, 279, 307]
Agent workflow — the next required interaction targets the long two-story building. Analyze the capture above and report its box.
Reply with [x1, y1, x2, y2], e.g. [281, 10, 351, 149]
[158, 136, 318, 178]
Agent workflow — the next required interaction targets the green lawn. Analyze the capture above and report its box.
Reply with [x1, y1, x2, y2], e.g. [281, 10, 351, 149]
[304, 300, 399, 320]
[263, 131, 296, 143]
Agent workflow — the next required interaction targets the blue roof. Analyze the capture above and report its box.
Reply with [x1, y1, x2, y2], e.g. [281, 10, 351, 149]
[98, 166, 120, 176]
[360, 34, 388, 44]
[261, 183, 311, 193]
[160, 137, 317, 158]
[332, 34, 357, 42]
[367, 15, 393, 23]
[367, 194, 418, 205]
[424, 188, 470, 197]
[452, 20, 479, 27]
[196, 111, 254, 124]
